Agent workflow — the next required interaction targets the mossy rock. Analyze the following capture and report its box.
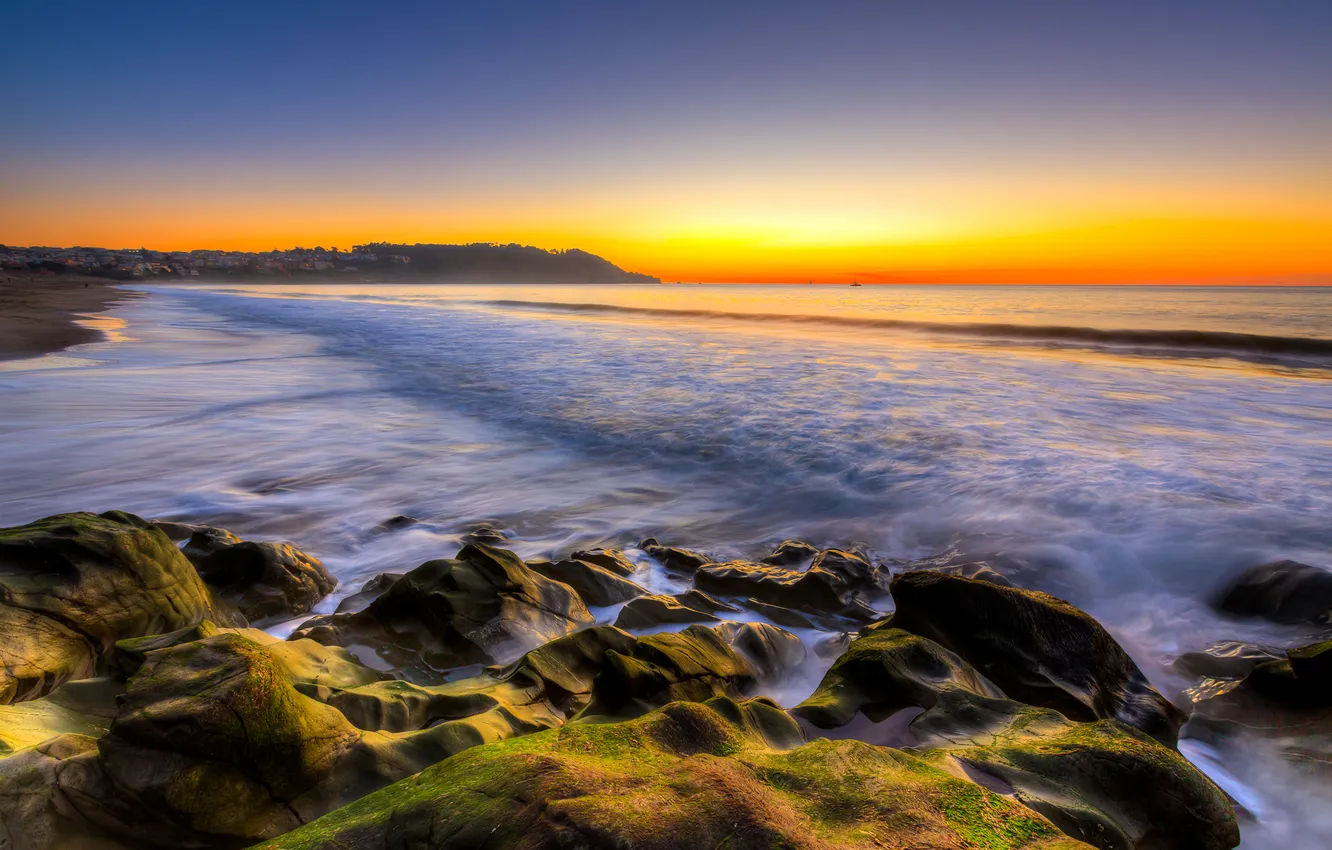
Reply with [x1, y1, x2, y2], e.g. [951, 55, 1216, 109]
[795, 628, 1238, 850]
[890, 571, 1185, 745]
[251, 696, 1089, 850]
[290, 543, 594, 679]
[638, 538, 713, 574]
[613, 592, 723, 629]
[921, 696, 1240, 850]
[0, 511, 235, 704]
[0, 677, 122, 755]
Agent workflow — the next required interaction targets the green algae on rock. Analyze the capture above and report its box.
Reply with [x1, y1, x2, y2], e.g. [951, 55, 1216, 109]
[251, 696, 1090, 850]
[0, 511, 236, 704]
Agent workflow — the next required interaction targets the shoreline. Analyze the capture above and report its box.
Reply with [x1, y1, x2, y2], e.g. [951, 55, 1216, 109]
[0, 272, 142, 362]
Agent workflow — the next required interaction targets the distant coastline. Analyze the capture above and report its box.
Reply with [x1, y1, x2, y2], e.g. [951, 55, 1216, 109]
[0, 242, 659, 285]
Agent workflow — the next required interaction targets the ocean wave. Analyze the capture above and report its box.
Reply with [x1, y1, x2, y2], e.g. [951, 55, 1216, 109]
[479, 299, 1332, 362]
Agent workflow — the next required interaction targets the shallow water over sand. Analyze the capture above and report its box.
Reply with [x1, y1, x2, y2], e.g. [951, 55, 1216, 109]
[2, 282, 1331, 845]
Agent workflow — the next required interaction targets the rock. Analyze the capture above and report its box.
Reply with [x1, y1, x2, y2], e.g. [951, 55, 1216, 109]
[923, 698, 1239, 850]
[252, 696, 1090, 850]
[715, 621, 806, 682]
[744, 598, 818, 629]
[890, 570, 1187, 745]
[809, 547, 885, 590]
[149, 519, 204, 541]
[461, 524, 508, 544]
[1215, 559, 1332, 625]
[581, 625, 760, 719]
[526, 557, 647, 606]
[638, 537, 712, 574]
[794, 628, 1004, 730]
[1173, 640, 1285, 680]
[796, 628, 1239, 850]
[372, 514, 418, 532]
[694, 558, 879, 621]
[0, 511, 232, 704]
[182, 528, 336, 623]
[614, 593, 722, 629]
[0, 677, 122, 755]
[332, 572, 403, 614]
[933, 560, 1013, 586]
[315, 623, 759, 738]
[291, 543, 594, 678]
[570, 548, 638, 577]
[760, 538, 818, 566]
[1186, 640, 1332, 781]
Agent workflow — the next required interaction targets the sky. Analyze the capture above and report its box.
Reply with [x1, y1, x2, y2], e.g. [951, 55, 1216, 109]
[2, 1, 1331, 283]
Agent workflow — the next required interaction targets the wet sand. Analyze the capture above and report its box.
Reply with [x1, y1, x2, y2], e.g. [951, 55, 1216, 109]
[0, 273, 139, 361]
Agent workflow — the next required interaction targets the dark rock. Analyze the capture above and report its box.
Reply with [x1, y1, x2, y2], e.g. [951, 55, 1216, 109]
[182, 528, 336, 622]
[694, 558, 879, 621]
[932, 560, 1013, 586]
[148, 519, 203, 541]
[794, 628, 1004, 729]
[252, 696, 1088, 850]
[760, 538, 818, 566]
[744, 599, 818, 629]
[291, 543, 594, 677]
[462, 525, 508, 544]
[614, 593, 722, 629]
[0, 511, 233, 704]
[1215, 559, 1332, 625]
[570, 548, 638, 577]
[715, 621, 806, 682]
[890, 570, 1187, 745]
[333, 572, 403, 614]
[809, 547, 884, 590]
[526, 557, 647, 606]
[373, 514, 418, 532]
[638, 537, 712, 574]
[1173, 640, 1285, 680]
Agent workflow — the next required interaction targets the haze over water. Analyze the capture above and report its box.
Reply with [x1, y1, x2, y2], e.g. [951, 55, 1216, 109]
[3, 281, 1331, 845]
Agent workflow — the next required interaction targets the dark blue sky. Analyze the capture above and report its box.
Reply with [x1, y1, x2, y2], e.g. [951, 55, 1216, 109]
[3, 1, 1330, 280]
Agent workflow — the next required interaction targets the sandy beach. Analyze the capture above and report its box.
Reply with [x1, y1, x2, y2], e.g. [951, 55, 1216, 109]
[0, 272, 138, 361]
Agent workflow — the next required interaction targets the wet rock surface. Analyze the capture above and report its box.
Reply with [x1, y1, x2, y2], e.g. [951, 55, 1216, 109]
[0, 511, 235, 704]
[889, 570, 1188, 745]
[182, 527, 336, 623]
[0, 514, 1246, 850]
[1215, 559, 1332, 626]
[290, 543, 594, 677]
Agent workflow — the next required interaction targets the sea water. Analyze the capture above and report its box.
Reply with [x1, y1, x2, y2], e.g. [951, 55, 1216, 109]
[2, 282, 1330, 845]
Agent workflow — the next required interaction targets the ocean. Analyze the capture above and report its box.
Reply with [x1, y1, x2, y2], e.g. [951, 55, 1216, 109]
[3, 282, 1331, 845]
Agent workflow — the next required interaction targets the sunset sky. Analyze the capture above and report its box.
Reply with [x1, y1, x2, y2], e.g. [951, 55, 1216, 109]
[3, 1, 1330, 283]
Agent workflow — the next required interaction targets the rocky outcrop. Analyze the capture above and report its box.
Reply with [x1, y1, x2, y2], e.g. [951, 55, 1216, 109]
[638, 537, 712, 574]
[794, 628, 1239, 850]
[1215, 559, 1332, 626]
[526, 556, 647, 606]
[0, 511, 232, 704]
[252, 696, 1090, 850]
[889, 570, 1187, 745]
[1186, 639, 1332, 779]
[694, 557, 880, 622]
[182, 527, 336, 622]
[290, 543, 594, 678]
[760, 538, 818, 565]
[613, 591, 733, 629]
